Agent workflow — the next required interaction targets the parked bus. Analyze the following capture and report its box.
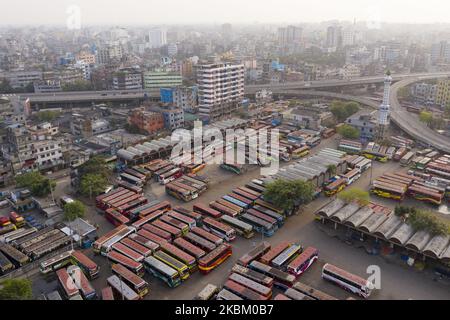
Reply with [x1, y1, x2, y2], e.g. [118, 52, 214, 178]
[165, 183, 192, 202]
[216, 199, 244, 215]
[0, 244, 29, 266]
[120, 173, 143, 187]
[343, 169, 361, 185]
[260, 241, 291, 265]
[111, 263, 149, 298]
[228, 272, 272, 299]
[154, 250, 190, 281]
[292, 282, 338, 300]
[324, 177, 347, 196]
[239, 213, 276, 237]
[222, 195, 249, 210]
[272, 244, 302, 269]
[245, 182, 266, 194]
[183, 232, 216, 252]
[195, 284, 219, 300]
[209, 201, 239, 218]
[105, 208, 130, 226]
[128, 234, 159, 252]
[216, 289, 243, 301]
[0, 251, 13, 274]
[202, 217, 236, 242]
[231, 264, 274, 288]
[223, 280, 268, 300]
[249, 260, 296, 290]
[118, 180, 143, 195]
[112, 242, 144, 262]
[173, 237, 206, 260]
[198, 243, 232, 274]
[98, 227, 135, 256]
[131, 208, 163, 229]
[144, 256, 181, 288]
[220, 215, 254, 239]
[238, 242, 271, 267]
[160, 215, 189, 235]
[120, 238, 153, 257]
[106, 250, 144, 277]
[247, 209, 278, 229]
[228, 193, 253, 207]
[193, 203, 222, 219]
[138, 201, 171, 219]
[71, 250, 100, 279]
[67, 265, 97, 300]
[220, 163, 245, 175]
[39, 251, 72, 274]
[407, 184, 444, 205]
[252, 205, 285, 226]
[322, 263, 374, 298]
[107, 275, 140, 300]
[160, 242, 197, 272]
[152, 220, 182, 239]
[167, 211, 196, 229]
[56, 268, 79, 299]
[101, 287, 114, 300]
[400, 151, 415, 167]
[232, 188, 259, 202]
[137, 229, 169, 246]
[93, 225, 128, 254]
[371, 181, 406, 201]
[284, 288, 314, 300]
[287, 246, 318, 277]
[173, 207, 203, 227]
[292, 146, 310, 159]
[159, 168, 183, 185]
[142, 223, 173, 242]
[191, 227, 223, 246]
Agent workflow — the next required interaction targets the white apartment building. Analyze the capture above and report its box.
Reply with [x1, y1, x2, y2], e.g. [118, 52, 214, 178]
[33, 139, 64, 169]
[196, 62, 245, 122]
[148, 28, 167, 49]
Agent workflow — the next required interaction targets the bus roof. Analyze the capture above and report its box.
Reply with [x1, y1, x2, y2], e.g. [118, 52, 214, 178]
[111, 263, 147, 288]
[144, 255, 178, 277]
[71, 250, 97, 270]
[107, 275, 140, 300]
[173, 237, 206, 259]
[260, 241, 291, 265]
[287, 246, 318, 270]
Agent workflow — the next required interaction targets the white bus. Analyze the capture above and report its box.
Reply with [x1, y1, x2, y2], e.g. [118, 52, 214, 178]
[322, 263, 374, 299]
[220, 215, 254, 239]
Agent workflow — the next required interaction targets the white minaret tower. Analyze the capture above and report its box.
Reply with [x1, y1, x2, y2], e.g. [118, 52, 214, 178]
[377, 71, 392, 139]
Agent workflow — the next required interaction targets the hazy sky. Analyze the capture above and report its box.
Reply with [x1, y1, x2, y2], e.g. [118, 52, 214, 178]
[2, 0, 450, 25]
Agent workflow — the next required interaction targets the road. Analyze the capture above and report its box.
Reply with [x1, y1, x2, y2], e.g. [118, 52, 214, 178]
[245, 72, 450, 94]
[390, 77, 450, 154]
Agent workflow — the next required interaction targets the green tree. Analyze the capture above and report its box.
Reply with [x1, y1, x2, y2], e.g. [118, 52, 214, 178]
[330, 101, 360, 122]
[337, 124, 360, 139]
[327, 164, 337, 176]
[37, 110, 60, 122]
[15, 171, 56, 197]
[263, 179, 314, 214]
[63, 200, 86, 221]
[0, 278, 33, 300]
[338, 188, 370, 206]
[62, 80, 94, 92]
[419, 111, 433, 125]
[79, 173, 108, 197]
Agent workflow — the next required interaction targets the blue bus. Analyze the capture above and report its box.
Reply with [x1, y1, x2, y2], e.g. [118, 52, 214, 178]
[222, 195, 249, 210]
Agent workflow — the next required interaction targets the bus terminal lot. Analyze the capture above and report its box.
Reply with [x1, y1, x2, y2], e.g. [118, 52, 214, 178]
[30, 138, 450, 300]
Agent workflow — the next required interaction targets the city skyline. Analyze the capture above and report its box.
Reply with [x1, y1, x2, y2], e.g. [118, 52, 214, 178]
[2, 0, 450, 26]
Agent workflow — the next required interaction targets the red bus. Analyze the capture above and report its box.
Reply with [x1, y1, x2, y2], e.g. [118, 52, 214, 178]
[93, 225, 128, 254]
[120, 238, 153, 257]
[109, 194, 142, 210]
[151, 220, 182, 239]
[249, 260, 296, 290]
[228, 272, 272, 299]
[202, 217, 236, 242]
[117, 197, 148, 216]
[173, 237, 206, 260]
[128, 234, 160, 252]
[238, 242, 271, 266]
[112, 242, 144, 262]
[193, 203, 222, 219]
[254, 200, 282, 215]
[105, 208, 130, 226]
[273, 293, 291, 300]
[209, 201, 239, 218]
[128, 200, 160, 220]
[247, 208, 278, 226]
[231, 264, 274, 288]
[117, 180, 143, 195]
[98, 190, 133, 210]
[173, 207, 203, 227]
[160, 215, 189, 235]
[223, 280, 268, 301]
[101, 287, 114, 300]
[111, 263, 149, 298]
[184, 232, 216, 252]
[56, 268, 79, 299]
[228, 193, 253, 206]
[260, 241, 291, 265]
[106, 250, 144, 277]
[237, 186, 261, 198]
[131, 210, 164, 230]
[233, 188, 259, 202]
[198, 243, 232, 274]
[166, 211, 196, 229]
[287, 247, 319, 277]
[96, 188, 126, 208]
[137, 229, 168, 246]
[160, 242, 197, 272]
[191, 227, 223, 246]
[142, 224, 172, 242]
[139, 201, 171, 219]
[71, 250, 100, 280]
[216, 199, 244, 214]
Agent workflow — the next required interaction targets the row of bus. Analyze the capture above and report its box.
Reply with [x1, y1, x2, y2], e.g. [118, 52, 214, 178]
[165, 174, 209, 202]
[371, 171, 445, 205]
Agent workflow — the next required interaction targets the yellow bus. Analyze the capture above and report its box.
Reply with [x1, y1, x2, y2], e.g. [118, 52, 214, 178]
[153, 250, 190, 281]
